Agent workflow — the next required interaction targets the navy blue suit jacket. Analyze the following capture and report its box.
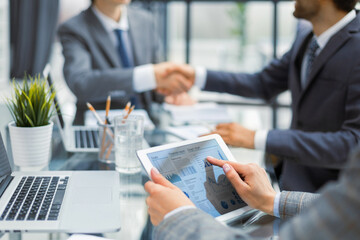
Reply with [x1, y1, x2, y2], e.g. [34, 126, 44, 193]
[204, 13, 360, 192]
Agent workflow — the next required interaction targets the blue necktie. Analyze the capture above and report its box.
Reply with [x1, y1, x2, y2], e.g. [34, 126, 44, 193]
[303, 37, 319, 87]
[114, 29, 134, 68]
[114, 29, 142, 108]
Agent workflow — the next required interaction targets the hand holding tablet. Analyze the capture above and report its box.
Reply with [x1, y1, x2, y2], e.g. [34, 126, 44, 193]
[138, 134, 252, 223]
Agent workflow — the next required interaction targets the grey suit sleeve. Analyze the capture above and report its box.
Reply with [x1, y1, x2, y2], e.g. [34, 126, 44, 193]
[154, 209, 251, 240]
[278, 191, 320, 219]
[154, 147, 360, 240]
[279, 147, 360, 239]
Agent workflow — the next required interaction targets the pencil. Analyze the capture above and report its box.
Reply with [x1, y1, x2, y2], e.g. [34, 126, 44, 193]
[100, 96, 111, 159]
[105, 142, 113, 160]
[125, 101, 131, 113]
[105, 95, 111, 123]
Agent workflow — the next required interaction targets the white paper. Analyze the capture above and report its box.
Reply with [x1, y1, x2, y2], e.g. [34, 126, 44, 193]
[163, 102, 232, 125]
[164, 125, 213, 140]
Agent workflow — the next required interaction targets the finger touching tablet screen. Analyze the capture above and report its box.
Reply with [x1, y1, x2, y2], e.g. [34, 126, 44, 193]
[137, 134, 252, 223]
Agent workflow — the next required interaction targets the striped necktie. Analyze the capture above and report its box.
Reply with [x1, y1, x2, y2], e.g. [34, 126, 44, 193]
[303, 37, 319, 87]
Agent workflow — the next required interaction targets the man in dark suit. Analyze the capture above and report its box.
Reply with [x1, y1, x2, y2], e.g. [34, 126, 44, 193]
[172, 0, 360, 192]
[58, 0, 191, 124]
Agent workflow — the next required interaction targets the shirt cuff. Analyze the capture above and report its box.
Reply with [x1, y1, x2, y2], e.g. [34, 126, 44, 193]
[133, 64, 156, 92]
[254, 129, 269, 150]
[164, 205, 196, 220]
[194, 66, 207, 89]
[273, 192, 281, 218]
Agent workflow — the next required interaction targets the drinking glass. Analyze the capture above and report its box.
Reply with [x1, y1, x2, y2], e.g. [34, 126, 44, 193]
[114, 115, 144, 173]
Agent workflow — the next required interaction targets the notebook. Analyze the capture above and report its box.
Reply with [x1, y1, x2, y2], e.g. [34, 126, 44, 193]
[0, 132, 121, 232]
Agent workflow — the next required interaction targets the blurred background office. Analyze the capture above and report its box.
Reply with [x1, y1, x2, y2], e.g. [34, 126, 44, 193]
[3, 0, 358, 137]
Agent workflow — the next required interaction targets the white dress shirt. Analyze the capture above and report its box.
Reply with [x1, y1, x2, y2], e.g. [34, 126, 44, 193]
[92, 6, 156, 93]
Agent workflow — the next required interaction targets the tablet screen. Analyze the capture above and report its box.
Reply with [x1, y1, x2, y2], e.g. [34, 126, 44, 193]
[146, 139, 246, 217]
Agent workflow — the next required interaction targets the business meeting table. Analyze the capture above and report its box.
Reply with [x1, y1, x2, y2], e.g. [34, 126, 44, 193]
[1, 103, 281, 240]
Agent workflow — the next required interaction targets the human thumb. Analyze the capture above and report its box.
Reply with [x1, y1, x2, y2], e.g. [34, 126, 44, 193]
[150, 168, 176, 189]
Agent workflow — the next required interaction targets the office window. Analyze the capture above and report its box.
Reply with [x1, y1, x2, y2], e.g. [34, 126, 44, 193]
[277, 1, 297, 58]
[167, 2, 187, 63]
[188, 2, 273, 72]
[164, 0, 296, 129]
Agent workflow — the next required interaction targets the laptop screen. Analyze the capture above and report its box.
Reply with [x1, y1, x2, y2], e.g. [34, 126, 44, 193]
[0, 133, 12, 178]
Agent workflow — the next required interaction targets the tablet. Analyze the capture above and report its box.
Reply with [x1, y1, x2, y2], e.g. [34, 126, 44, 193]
[137, 134, 252, 223]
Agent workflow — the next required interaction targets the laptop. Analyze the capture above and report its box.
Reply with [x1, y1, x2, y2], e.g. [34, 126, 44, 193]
[137, 134, 252, 224]
[43, 67, 99, 153]
[0, 132, 121, 232]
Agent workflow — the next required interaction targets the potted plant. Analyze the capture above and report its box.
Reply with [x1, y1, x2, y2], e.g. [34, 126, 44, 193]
[6, 74, 56, 169]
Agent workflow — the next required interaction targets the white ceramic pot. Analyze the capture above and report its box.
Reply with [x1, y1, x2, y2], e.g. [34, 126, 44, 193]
[8, 121, 53, 168]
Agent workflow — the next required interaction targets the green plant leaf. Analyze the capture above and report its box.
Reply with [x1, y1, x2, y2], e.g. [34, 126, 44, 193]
[24, 113, 35, 127]
[5, 74, 56, 127]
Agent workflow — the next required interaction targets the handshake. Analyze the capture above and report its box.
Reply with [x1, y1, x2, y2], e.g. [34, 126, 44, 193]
[153, 62, 196, 96]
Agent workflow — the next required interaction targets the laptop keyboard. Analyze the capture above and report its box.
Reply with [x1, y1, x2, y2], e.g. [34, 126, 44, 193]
[0, 176, 69, 221]
[75, 130, 99, 149]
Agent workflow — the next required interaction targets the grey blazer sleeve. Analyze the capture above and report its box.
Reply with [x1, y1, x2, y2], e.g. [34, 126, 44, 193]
[154, 209, 250, 240]
[278, 191, 320, 219]
[154, 147, 360, 240]
[279, 147, 360, 239]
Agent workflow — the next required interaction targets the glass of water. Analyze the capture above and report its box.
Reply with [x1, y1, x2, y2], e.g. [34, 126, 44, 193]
[114, 115, 144, 174]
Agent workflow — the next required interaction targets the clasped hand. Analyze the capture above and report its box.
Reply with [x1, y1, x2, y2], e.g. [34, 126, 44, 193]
[153, 62, 195, 96]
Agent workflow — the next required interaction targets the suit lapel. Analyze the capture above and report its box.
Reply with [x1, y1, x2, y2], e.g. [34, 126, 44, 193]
[302, 32, 351, 92]
[291, 28, 313, 97]
[301, 13, 360, 94]
[84, 8, 121, 67]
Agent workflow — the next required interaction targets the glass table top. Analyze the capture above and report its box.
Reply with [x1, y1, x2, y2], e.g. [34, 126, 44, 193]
[1, 127, 279, 240]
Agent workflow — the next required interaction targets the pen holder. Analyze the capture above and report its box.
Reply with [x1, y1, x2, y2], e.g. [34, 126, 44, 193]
[98, 123, 115, 164]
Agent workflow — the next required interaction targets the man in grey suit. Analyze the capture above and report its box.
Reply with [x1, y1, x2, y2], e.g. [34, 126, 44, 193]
[144, 147, 360, 239]
[171, 0, 360, 192]
[58, 0, 191, 124]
